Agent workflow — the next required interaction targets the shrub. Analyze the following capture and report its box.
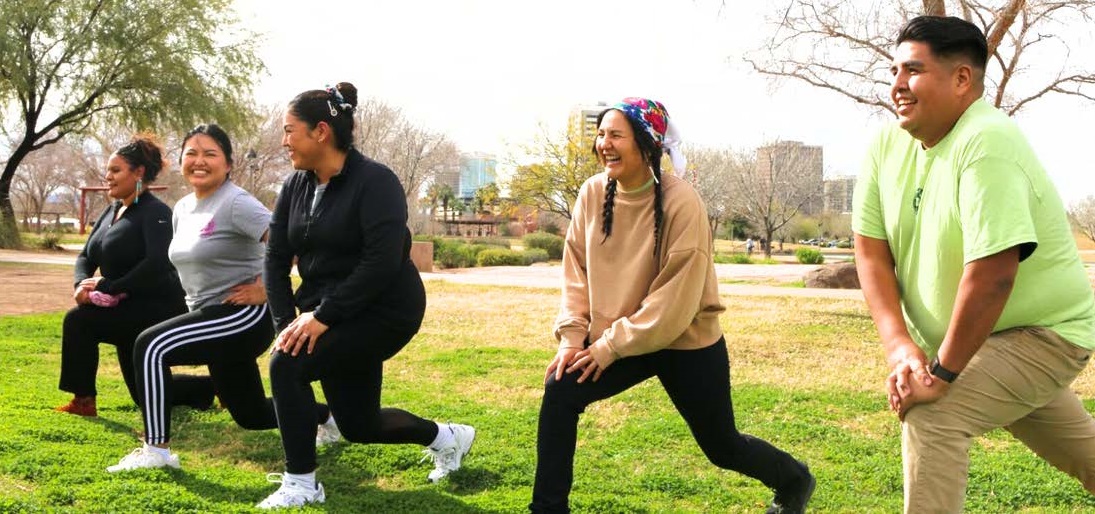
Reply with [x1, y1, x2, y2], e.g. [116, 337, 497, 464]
[434, 241, 492, 268]
[476, 248, 528, 266]
[522, 248, 550, 264]
[540, 220, 561, 236]
[795, 247, 825, 264]
[470, 237, 510, 248]
[714, 253, 752, 264]
[36, 229, 62, 251]
[523, 232, 564, 259]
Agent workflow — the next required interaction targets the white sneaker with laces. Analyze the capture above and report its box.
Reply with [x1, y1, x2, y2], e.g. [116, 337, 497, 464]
[316, 416, 343, 447]
[423, 423, 475, 483]
[256, 473, 326, 509]
[106, 444, 180, 473]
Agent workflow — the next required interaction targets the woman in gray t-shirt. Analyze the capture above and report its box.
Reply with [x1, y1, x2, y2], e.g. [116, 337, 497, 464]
[105, 124, 337, 473]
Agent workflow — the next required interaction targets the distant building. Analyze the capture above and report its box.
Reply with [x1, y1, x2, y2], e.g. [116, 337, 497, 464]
[823, 176, 857, 214]
[458, 153, 498, 200]
[755, 141, 824, 215]
[569, 102, 608, 144]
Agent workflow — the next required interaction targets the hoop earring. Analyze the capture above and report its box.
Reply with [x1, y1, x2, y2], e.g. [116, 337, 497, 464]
[135, 178, 143, 204]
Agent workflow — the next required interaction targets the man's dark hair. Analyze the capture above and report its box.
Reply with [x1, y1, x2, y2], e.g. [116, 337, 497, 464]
[897, 16, 988, 72]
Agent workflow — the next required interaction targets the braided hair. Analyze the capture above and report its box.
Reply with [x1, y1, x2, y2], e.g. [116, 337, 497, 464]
[592, 108, 665, 259]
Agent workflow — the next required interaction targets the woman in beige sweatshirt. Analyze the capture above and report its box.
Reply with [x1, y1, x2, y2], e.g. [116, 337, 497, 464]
[529, 98, 814, 514]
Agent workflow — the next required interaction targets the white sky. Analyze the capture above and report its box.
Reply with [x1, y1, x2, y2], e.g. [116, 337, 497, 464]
[233, 0, 1095, 204]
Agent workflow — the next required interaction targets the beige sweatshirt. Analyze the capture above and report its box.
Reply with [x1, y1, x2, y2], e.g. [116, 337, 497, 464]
[554, 172, 725, 368]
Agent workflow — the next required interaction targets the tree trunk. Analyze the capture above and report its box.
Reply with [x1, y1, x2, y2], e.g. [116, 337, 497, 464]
[986, 0, 1025, 56]
[0, 140, 36, 249]
[922, 0, 946, 16]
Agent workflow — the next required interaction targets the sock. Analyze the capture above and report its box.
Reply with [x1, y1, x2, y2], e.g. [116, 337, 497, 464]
[145, 444, 172, 459]
[286, 471, 317, 489]
[428, 423, 454, 450]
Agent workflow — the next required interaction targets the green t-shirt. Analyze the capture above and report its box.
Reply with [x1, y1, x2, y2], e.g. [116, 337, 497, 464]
[852, 99, 1095, 353]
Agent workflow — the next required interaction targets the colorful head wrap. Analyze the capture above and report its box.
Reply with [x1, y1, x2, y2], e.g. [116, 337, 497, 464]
[611, 97, 687, 176]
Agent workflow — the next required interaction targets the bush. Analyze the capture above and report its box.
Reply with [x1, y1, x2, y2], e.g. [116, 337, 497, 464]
[470, 237, 510, 248]
[795, 247, 825, 264]
[523, 232, 564, 259]
[434, 241, 492, 268]
[522, 248, 550, 264]
[476, 248, 528, 266]
[540, 220, 561, 236]
[714, 253, 753, 264]
[36, 228, 63, 251]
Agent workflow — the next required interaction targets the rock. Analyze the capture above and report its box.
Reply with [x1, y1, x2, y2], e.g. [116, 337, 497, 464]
[803, 262, 860, 289]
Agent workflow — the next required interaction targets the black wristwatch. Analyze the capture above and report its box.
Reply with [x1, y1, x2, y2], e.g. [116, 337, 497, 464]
[929, 358, 959, 383]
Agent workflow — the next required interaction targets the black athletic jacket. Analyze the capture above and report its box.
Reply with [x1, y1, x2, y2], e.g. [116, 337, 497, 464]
[74, 192, 185, 300]
[265, 149, 425, 332]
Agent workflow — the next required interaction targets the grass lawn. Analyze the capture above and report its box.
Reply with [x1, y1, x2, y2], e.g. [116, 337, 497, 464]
[2, 282, 1094, 512]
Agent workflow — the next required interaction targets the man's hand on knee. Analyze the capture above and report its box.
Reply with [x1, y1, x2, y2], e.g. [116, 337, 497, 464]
[896, 371, 950, 421]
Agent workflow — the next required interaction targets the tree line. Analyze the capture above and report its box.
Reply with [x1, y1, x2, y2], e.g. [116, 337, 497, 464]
[3, 0, 1094, 249]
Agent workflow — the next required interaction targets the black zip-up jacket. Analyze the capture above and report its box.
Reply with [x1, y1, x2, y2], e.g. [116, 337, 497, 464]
[74, 192, 185, 300]
[265, 149, 425, 332]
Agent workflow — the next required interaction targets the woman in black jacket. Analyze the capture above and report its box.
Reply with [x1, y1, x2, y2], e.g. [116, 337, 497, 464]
[257, 83, 475, 509]
[56, 134, 212, 417]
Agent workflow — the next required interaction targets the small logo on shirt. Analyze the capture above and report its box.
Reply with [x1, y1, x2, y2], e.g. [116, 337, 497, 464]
[199, 219, 216, 238]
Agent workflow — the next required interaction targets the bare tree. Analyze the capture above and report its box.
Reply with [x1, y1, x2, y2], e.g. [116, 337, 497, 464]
[233, 106, 292, 207]
[745, 0, 1095, 117]
[11, 140, 73, 231]
[354, 99, 460, 213]
[734, 141, 824, 258]
[684, 145, 743, 239]
[1069, 195, 1095, 243]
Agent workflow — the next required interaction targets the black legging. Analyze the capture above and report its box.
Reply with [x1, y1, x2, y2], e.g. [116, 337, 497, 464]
[270, 314, 437, 474]
[133, 304, 327, 445]
[530, 337, 806, 513]
[59, 298, 213, 408]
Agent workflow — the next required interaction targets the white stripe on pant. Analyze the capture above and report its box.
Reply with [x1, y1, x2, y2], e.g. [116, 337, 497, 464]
[140, 305, 268, 445]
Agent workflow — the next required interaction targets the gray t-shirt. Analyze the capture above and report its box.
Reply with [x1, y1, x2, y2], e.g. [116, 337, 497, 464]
[169, 181, 271, 310]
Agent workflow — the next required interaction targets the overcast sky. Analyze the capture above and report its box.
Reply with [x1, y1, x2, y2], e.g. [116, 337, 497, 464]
[234, 0, 1095, 204]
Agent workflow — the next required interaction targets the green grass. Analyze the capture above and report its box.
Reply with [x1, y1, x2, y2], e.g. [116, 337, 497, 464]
[2, 283, 1094, 512]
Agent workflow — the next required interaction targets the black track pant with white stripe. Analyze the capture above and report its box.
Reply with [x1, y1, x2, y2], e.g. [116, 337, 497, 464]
[133, 303, 328, 445]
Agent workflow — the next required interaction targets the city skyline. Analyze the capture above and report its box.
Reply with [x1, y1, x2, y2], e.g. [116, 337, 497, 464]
[234, 0, 1095, 203]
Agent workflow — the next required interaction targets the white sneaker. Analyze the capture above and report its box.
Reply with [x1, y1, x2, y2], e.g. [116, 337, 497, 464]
[316, 416, 343, 447]
[423, 423, 475, 483]
[106, 444, 180, 473]
[256, 473, 326, 509]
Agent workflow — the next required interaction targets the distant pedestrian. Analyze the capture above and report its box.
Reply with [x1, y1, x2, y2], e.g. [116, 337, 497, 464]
[531, 97, 814, 513]
[746, 237, 755, 256]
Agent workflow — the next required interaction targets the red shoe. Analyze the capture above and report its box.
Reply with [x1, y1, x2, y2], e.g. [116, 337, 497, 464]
[55, 396, 97, 417]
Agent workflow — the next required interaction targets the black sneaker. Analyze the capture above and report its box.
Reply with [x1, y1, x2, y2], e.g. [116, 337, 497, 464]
[766, 461, 815, 514]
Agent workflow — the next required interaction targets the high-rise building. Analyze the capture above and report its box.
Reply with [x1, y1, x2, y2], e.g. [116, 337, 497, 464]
[823, 176, 857, 214]
[458, 153, 498, 200]
[754, 141, 824, 216]
[569, 102, 608, 144]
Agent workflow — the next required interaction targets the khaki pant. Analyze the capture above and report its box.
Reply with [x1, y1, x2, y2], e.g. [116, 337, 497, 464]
[902, 327, 1095, 513]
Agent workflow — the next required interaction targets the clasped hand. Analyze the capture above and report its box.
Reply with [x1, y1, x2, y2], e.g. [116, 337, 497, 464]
[273, 312, 329, 356]
[886, 356, 950, 421]
[545, 347, 604, 384]
[73, 277, 102, 305]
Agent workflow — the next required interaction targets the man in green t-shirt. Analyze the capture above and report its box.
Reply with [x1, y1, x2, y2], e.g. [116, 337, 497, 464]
[852, 15, 1095, 512]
